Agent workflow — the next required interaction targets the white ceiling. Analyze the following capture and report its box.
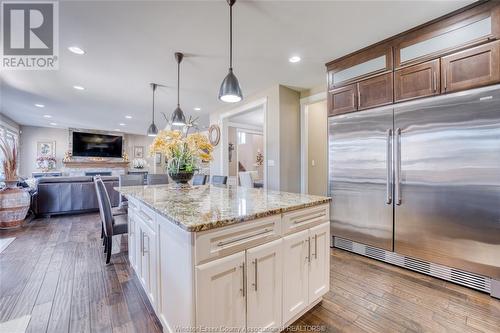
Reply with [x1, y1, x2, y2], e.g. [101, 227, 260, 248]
[0, 0, 474, 135]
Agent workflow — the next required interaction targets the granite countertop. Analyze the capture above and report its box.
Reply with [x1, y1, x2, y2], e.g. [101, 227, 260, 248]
[116, 184, 331, 232]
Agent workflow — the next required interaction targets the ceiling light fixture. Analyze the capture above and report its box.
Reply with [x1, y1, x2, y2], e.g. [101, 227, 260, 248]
[50, 122, 57, 126]
[147, 83, 159, 137]
[43, 115, 52, 118]
[35, 103, 45, 108]
[68, 46, 85, 55]
[218, 0, 243, 103]
[125, 115, 133, 119]
[73, 85, 85, 90]
[289, 56, 301, 63]
[194, 107, 201, 111]
[119, 123, 126, 126]
[171, 52, 187, 127]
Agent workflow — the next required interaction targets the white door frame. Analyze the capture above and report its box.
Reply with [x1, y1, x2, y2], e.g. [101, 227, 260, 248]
[220, 97, 268, 189]
[300, 92, 327, 194]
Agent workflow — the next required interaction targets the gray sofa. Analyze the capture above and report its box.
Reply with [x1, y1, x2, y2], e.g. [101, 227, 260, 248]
[33, 176, 120, 216]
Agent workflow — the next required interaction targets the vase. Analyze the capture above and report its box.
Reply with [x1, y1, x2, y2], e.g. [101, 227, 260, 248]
[0, 187, 30, 229]
[168, 170, 194, 184]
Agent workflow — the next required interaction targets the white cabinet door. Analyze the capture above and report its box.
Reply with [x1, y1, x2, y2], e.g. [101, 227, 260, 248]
[282, 229, 309, 324]
[128, 212, 136, 270]
[196, 251, 246, 330]
[308, 222, 330, 303]
[138, 222, 157, 310]
[246, 239, 282, 332]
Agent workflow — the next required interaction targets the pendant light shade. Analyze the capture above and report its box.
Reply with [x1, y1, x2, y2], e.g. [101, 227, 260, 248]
[147, 83, 159, 137]
[219, 0, 243, 103]
[171, 52, 187, 127]
[219, 68, 242, 103]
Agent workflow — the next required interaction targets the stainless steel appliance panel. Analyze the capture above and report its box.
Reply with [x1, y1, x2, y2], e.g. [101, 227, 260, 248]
[329, 108, 394, 251]
[394, 87, 500, 278]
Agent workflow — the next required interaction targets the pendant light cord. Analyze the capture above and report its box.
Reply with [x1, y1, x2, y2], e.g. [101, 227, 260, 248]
[152, 83, 156, 125]
[229, 2, 233, 70]
[177, 60, 180, 106]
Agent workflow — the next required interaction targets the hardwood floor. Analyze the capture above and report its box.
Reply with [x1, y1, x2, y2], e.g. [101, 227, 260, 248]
[1, 214, 499, 333]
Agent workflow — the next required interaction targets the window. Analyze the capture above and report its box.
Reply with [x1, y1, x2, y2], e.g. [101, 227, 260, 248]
[237, 131, 246, 145]
[0, 122, 19, 180]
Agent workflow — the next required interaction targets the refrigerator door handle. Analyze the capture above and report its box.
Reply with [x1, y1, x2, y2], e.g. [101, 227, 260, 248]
[394, 128, 402, 205]
[386, 129, 393, 204]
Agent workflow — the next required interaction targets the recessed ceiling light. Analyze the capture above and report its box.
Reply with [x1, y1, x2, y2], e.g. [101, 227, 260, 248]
[43, 114, 52, 118]
[50, 122, 57, 126]
[289, 56, 301, 63]
[34, 103, 45, 108]
[68, 46, 85, 55]
[73, 85, 85, 90]
[119, 123, 126, 126]
[125, 115, 133, 119]
[194, 107, 201, 111]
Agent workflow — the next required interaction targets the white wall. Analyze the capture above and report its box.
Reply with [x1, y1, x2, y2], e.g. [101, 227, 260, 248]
[18, 126, 163, 177]
[19, 126, 68, 177]
[209, 84, 300, 192]
[307, 100, 328, 196]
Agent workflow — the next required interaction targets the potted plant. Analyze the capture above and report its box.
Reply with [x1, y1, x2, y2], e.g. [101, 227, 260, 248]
[0, 138, 30, 228]
[150, 130, 213, 185]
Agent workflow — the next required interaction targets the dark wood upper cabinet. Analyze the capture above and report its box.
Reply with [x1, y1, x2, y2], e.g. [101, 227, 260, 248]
[394, 1, 500, 68]
[442, 40, 500, 93]
[328, 84, 357, 116]
[327, 44, 393, 90]
[395, 59, 440, 102]
[357, 73, 393, 110]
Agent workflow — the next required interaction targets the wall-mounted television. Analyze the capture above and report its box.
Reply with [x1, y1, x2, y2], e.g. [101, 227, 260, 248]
[72, 132, 123, 158]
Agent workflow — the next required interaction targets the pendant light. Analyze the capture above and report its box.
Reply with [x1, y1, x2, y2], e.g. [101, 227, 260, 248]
[147, 83, 159, 137]
[218, 0, 243, 103]
[171, 52, 187, 126]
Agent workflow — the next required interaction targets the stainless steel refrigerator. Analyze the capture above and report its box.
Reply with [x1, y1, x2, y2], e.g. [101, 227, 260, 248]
[328, 85, 500, 283]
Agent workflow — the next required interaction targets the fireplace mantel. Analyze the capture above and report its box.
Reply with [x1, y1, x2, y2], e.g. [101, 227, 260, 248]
[63, 161, 130, 169]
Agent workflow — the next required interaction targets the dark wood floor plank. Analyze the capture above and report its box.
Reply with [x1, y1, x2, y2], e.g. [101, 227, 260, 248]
[2, 214, 500, 333]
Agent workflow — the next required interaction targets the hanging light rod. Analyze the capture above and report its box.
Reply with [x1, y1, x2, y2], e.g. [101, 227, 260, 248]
[218, 0, 243, 103]
[171, 52, 187, 127]
[147, 82, 165, 137]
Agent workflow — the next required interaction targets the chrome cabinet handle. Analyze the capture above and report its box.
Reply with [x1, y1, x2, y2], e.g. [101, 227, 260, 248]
[444, 70, 447, 92]
[143, 234, 149, 254]
[217, 228, 272, 247]
[394, 128, 402, 206]
[140, 231, 144, 256]
[253, 259, 258, 291]
[306, 237, 311, 263]
[240, 263, 246, 297]
[313, 234, 318, 260]
[433, 71, 437, 93]
[293, 212, 325, 225]
[386, 129, 393, 205]
[357, 89, 361, 109]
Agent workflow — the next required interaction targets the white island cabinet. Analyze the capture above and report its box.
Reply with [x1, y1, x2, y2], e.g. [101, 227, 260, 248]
[118, 185, 331, 333]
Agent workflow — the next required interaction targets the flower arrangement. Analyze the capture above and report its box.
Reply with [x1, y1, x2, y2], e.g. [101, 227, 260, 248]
[36, 156, 57, 171]
[132, 158, 147, 169]
[150, 130, 213, 183]
[0, 137, 18, 183]
[256, 150, 264, 166]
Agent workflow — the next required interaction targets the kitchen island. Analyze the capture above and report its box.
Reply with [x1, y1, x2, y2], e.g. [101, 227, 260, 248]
[117, 184, 331, 333]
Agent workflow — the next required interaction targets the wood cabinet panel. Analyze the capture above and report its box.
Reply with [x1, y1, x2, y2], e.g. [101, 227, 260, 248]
[328, 84, 357, 116]
[395, 59, 440, 102]
[357, 72, 394, 110]
[442, 40, 500, 93]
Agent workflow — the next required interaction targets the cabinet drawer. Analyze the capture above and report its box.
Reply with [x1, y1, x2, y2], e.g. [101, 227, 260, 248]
[282, 204, 329, 235]
[395, 59, 440, 102]
[195, 215, 281, 265]
[357, 72, 393, 110]
[442, 40, 500, 93]
[131, 199, 156, 230]
[328, 84, 357, 116]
